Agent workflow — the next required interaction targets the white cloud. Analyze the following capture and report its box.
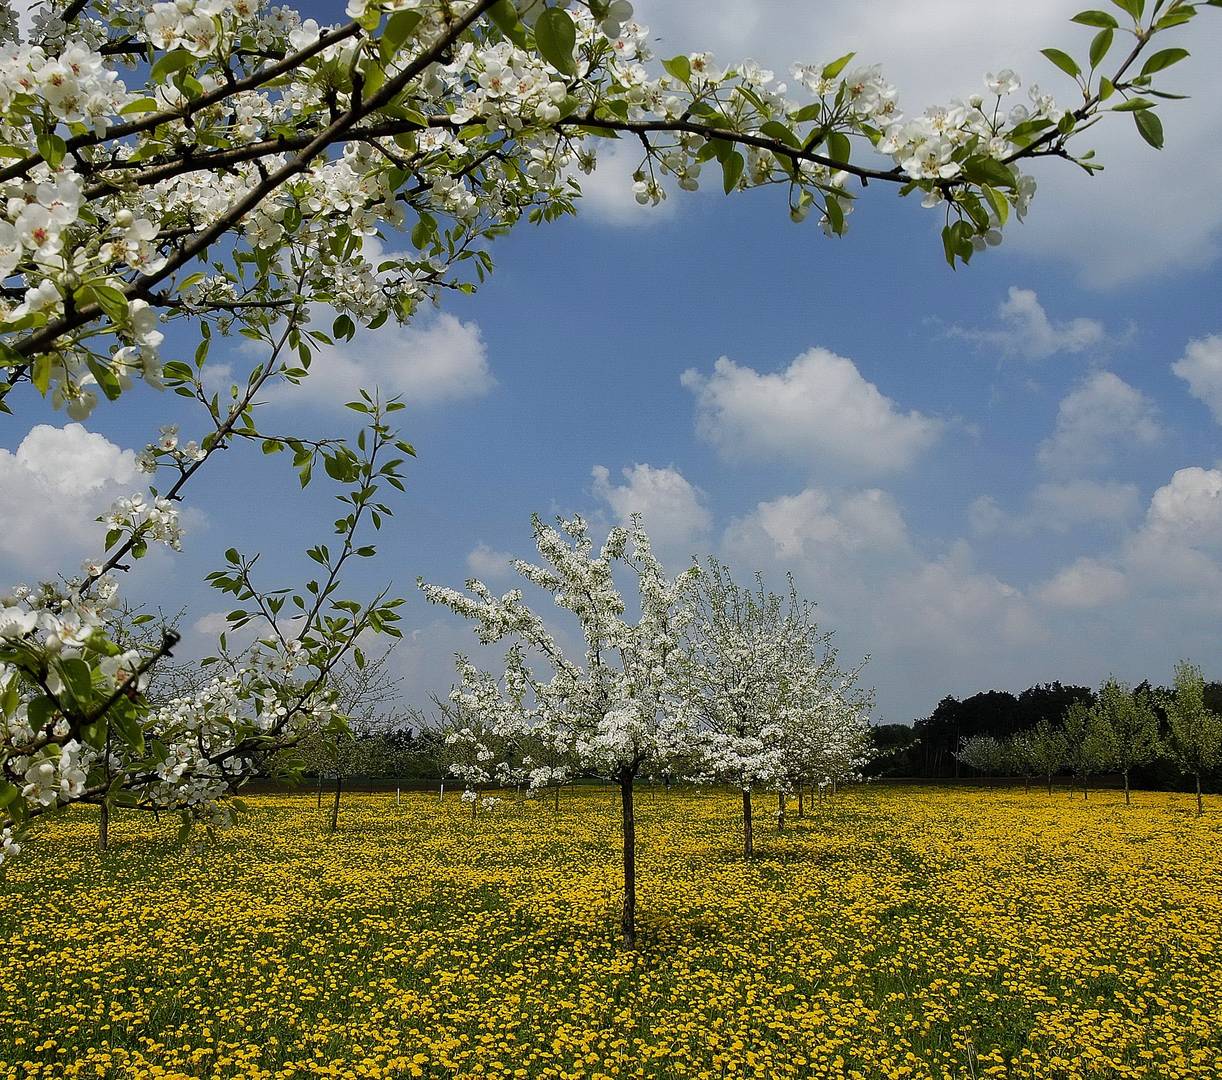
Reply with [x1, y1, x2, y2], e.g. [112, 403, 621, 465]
[1036, 557, 1128, 609]
[630, 0, 1222, 286]
[1141, 466, 1222, 551]
[0, 424, 138, 572]
[724, 486, 908, 563]
[1172, 333, 1222, 423]
[721, 488, 1043, 721]
[948, 286, 1108, 360]
[1029, 480, 1141, 530]
[591, 462, 711, 567]
[192, 611, 232, 638]
[681, 348, 942, 476]
[968, 494, 1005, 537]
[1037, 371, 1161, 474]
[466, 542, 516, 581]
[281, 311, 495, 410]
[884, 543, 1041, 653]
[571, 139, 677, 226]
[968, 480, 1140, 539]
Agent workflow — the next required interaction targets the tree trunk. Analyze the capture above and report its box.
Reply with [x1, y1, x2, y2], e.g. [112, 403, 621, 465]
[329, 775, 341, 832]
[619, 771, 637, 948]
[1124, 770, 1131, 806]
[1083, 778, 1089, 801]
[797, 783, 805, 819]
[554, 783, 561, 811]
[1047, 774, 1053, 796]
[742, 788, 754, 860]
[1196, 772, 1203, 817]
[1024, 776, 1030, 795]
[777, 789, 786, 832]
[316, 773, 323, 809]
[97, 802, 109, 853]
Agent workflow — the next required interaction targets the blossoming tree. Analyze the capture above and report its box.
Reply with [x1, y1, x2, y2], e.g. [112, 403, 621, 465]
[2, 0, 1214, 864]
[677, 560, 870, 858]
[421, 514, 697, 946]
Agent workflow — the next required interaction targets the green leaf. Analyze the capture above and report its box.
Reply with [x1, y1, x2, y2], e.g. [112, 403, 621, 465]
[487, 0, 526, 44]
[119, 98, 159, 115]
[821, 51, 855, 80]
[534, 7, 577, 76]
[411, 212, 436, 251]
[1040, 48, 1082, 78]
[826, 131, 851, 164]
[982, 185, 1010, 227]
[59, 657, 93, 704]
[1140, 48, 1189, 77]
[1071, 9, 1119, 27]
[149, 48, 194, 84]
[961, 155, 1016, 188]
[1110, 0, 1144, 20]
[1134, 107, 1163, 148]
[721, 150, 744, 193]
[380, 9, 422, 57]
[90, 284, 130, 324]
[31, 355, 52, 396]
[36, 131, 66, 168]
[1153, 8, 1196, 29]
[662, 54, 691, 82]
[759, 120, 800, 148]
[1111, 97, 1155, 111]
[1089, 28, 1113, 68]
[109, 701, 145, 755]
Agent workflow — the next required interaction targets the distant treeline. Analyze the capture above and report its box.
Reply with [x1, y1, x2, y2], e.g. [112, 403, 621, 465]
[868, 678, 1222, 790]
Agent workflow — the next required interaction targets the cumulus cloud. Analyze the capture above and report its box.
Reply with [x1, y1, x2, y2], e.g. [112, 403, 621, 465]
[721, 488, 1042, 721]
[968, 480, 1140, 539]
[1029, 480, 1142, 531]
[278, 311, 495, 410]
[591, 462, 711, 567]
[1171, 333, 1222, 423]
[681, 348, 942, 476]
[967, 495, 1006, 537]
[724, 487, 909, 564]
[948, 286, 1109, 360]
[1140, 466, 1222, 551]
[1037, 371, 1161, 474]
[1036, 557, 1128, 609]
[0, 424, 138, 573]
[466, 543, 516, 581]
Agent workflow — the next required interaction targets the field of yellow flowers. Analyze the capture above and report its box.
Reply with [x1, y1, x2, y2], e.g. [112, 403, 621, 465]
[2, 785, 1220, 1080]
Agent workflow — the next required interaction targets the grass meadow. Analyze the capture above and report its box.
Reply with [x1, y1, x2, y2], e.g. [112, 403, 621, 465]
[2, 785, 1220, 1080]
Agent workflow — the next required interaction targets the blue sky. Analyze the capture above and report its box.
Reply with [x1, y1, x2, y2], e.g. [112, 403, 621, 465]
[4, 1, 1222, 723]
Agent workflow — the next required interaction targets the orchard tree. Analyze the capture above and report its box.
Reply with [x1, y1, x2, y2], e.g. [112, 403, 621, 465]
[1028, 718, 1068, 795]
[1061, 699, 1116, 800]
[435, 649, 546, 816]
[957, 734, 1009, 782]
[1159, 660, 1222, 816]
[1007, 730, 1038, 794]
[3, 0, 1216, 865]
[677, 561, 871, 851]
[288, 645, 404, 831]
[1095, 676, 1160, 805]
[421, 514, 696, 946]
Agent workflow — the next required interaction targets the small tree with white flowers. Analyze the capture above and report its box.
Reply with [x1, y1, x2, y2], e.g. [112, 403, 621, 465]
[421, 514, 696, 947]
